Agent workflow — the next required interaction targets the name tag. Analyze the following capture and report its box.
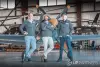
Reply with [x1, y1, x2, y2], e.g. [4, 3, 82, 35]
[66, 23, 69, 25]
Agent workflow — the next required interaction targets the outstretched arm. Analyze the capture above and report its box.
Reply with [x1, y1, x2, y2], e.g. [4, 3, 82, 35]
[56, 5, 70, 20]
[35, 5, 46, 33]
[36, 5, 51, 20]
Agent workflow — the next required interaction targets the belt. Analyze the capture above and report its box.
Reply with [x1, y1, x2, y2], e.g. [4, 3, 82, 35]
[59, 35, 70, 37]
[59, 35, 72, 40]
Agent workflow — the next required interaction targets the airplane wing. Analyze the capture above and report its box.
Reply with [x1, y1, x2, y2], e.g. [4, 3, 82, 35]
[0, 34, 25, 45]
[71, 35, 100, 41]
[56, 6, 68, 19]
[0, 34, 100, 45]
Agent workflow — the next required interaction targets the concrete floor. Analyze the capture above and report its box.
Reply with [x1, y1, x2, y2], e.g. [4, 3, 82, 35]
[0, 50, 100, 67]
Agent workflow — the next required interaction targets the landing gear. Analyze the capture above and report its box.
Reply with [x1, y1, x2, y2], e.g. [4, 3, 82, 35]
[41, 56, 44, 62]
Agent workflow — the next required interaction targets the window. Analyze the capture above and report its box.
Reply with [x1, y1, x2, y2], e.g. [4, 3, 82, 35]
[0, 0, 15, 9]
[0, 0, 7, 8]
[48, 0, 56, 6]
[39, 0, 66, 6]
[57, 0, 66, 5]
[39, 0, 47, 6]
[8, 0, 15, 8]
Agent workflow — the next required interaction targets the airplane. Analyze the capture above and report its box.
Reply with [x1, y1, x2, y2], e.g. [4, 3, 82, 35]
[0, 5, 70, 45]
[0, 5, 99, 48]
[0, 5, 100, 45]
[35, 5, 100, 35]
[2, 13, 100, 35]
[74, 13, 100, 34]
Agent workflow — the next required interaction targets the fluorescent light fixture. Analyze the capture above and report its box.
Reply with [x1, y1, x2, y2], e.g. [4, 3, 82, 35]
[48, 0, 56, 6]
[96, 0, 100, 2]
[39, 0, 47, 6]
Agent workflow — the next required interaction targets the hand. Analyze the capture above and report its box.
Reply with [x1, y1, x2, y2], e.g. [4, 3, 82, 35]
[24, 31, 28, 35]
[67, 5, 70, 9]
[52, 25, 57, 28]
[36, 5, 39, 8]
[51, 25, 56, 28]
[51, 25, 54, 27]
[36, 36, 40, 40]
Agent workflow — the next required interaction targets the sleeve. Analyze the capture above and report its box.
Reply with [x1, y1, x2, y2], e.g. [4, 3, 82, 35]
[41, 22, 48, 31]
[56, 7, 68, 20]
[69, 21, 73, 35]
[35, 20, 40, 26]
[46, 24, 54, 31]
[35, 20, 41, 36]
[19, 21, 26, 34]
[57, 21, 61, 36]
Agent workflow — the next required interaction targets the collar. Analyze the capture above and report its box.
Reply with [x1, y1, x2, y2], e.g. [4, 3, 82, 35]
[62, 20, 67, 24]
[44, 21, 49, 24]
[28, 19, 34, 23]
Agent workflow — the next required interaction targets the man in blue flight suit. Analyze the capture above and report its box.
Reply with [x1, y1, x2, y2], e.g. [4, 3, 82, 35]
[57, 14, 73, 62]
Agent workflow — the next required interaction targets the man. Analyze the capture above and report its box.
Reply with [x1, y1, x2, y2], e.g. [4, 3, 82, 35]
[20, 12, 39, 61]
[41, 15, 54, 62]
[57, 14, 73, 62]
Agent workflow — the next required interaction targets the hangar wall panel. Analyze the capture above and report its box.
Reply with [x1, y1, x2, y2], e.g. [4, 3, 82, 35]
[0, 26, 7, 33]
[81, 3, 94, 11]
[0, 10, 15, 17]
[95, 3, 100, 10]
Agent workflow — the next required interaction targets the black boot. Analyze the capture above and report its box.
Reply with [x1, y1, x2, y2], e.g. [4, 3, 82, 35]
[69, 56, 73, 61]
[67, 54, 73, 61]
[44, 59, 48, 62]
[22, 53, 28, 62]
[28, 58, 32, 62]
[42, 55, 48, 62]
[57, 58, 62, 62]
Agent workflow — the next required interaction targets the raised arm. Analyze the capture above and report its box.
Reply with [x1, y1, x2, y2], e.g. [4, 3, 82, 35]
[35, 5, 46, 33]
[36, 5, 51, 20]
[56, 5, 70, 20]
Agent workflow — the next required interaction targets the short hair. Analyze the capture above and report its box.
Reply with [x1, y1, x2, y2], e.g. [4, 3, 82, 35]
[44, 14, 49, 17]
[43, 14, 50, 20]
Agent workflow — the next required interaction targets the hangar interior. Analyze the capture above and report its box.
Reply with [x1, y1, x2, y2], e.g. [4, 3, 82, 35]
[0, 0, 100, 51]
[0, 0, 100, 66]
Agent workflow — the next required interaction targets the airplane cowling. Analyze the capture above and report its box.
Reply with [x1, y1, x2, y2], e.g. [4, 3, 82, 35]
[49, 18, 58, 27]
